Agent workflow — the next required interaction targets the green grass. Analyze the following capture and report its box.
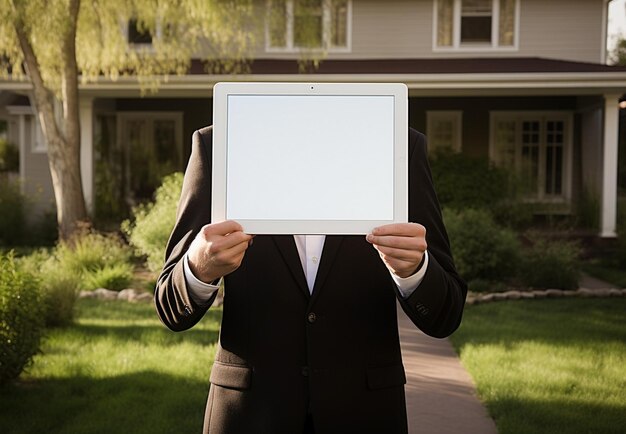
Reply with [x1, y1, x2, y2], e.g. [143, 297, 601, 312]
[0, 299, 221, 434]
[450, 298, 626, 434]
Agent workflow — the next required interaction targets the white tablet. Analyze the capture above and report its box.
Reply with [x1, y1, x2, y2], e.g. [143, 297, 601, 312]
[212, 82, 408, 235]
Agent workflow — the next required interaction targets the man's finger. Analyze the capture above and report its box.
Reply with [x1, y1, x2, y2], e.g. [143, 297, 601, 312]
[210, 230, 254, 252]
[367, 234, 427, 251]
[202, 220, 245, 237]
[371, 223, 425, 237]
[373, 244, 424, 262]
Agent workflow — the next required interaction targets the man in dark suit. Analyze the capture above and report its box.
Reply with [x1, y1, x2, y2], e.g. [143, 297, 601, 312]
[155, 126, 466, 434]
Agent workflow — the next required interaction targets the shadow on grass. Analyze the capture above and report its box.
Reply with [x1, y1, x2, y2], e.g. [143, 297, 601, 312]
[487, 396, 626, 434]
[0, 371, 209, 434]
[70, 322, 220, 346]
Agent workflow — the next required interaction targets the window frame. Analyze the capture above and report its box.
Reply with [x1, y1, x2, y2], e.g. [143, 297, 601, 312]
[432, 0, 520, 52]
[426, 111, 463, 153]
[489, 111, 573, 205]
[265, 0, 352, 53]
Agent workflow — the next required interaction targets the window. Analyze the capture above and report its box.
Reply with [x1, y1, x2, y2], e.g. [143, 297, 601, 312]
[435, 0, 518, 50]
[490, 113, 572, 203]
[460, 0, 492, 44]
[127, 19, 153, 45]
[24, 114, 46, 153]
[426, 111, 462, 153]
[117, 112, 183, 204]
[267, 0, 351, 51]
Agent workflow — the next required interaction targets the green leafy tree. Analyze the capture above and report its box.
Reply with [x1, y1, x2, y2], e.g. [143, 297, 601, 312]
[610, 36, 626, 65]
[0, 0, 256, 239]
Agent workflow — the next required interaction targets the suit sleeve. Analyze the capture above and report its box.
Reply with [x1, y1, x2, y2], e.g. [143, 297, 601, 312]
[395, 128, 468, 338]
[155, 127, 217, 332]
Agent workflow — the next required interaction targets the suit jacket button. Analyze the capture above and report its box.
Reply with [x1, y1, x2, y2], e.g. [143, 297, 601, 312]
[307, 312, 317, 324]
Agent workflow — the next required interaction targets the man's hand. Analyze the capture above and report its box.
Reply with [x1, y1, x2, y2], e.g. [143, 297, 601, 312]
[187, 220, 254, 283]
[366, 223, 427, 278]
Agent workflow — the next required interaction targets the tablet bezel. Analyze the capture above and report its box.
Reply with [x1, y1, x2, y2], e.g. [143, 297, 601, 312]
[212, 82, 408, 235]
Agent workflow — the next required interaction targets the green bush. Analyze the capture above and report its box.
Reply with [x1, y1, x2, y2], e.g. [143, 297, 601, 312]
[444, 208, 521, 283]
[0, 178, 27, 246]
[55, 230, 132, 275]
[520, 236, 581, 290]
[430, 150, 531, 228]
[0, 139, 19, 173]
[467, 279, 508, 293]
[18, 250, 80, 327]
[53, 230, 133, 293]
[122, 172, 183, 273]
[430, 150, 508, 210]
[0, 252, 44, 384]
[83, 263, 133, 291]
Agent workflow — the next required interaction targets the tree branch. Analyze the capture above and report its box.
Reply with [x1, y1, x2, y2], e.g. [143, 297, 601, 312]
[10, 4, 63, 148]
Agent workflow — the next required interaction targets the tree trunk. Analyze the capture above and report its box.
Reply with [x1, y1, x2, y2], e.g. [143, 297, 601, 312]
[47, 133, 88, 240]
[12, 0, 88, 240]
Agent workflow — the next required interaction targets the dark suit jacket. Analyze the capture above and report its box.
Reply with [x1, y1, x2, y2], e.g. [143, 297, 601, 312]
[155, 126, 467, 434]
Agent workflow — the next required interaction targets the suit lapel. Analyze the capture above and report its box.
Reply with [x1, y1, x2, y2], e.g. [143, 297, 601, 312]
[272, 235, 310, 299]
[310, 235, 344, 305]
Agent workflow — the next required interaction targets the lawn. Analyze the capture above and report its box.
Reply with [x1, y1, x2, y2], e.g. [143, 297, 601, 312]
[0, 299, 221, 434]
[449, 298, 626, 434]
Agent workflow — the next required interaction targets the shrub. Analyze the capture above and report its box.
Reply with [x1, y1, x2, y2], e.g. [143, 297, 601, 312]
[18, 250, 80, 327]
[123, 172, 183, 273]
[429, 150, 531, 228]
[430, 150, 508, 210]
[0, 252, 44, 384]
[0, 139, 19, 173]
[55, 230, 132, 275]
[467, 279, 508, 293]
[54, 232, 132, 290]
[444, 208, 521, 283]
[520, 236, 581, 290]
[83, 263, 134, 291]
[0, 178, 27, 246]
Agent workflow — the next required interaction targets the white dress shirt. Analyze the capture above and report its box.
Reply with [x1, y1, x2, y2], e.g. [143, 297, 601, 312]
[183, 235, 429, 306]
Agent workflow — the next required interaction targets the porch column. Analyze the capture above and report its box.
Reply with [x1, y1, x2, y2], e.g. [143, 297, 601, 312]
[600, 93, 620, 238]
[79, 96, 94, 215]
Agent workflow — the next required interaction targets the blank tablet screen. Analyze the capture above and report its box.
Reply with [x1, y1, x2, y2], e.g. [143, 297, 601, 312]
[225, 94, 395, 222]
[212, 82, 408, 234]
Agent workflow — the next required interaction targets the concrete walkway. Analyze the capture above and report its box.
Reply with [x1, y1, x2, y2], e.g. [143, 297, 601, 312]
[398, 305, 498, 434]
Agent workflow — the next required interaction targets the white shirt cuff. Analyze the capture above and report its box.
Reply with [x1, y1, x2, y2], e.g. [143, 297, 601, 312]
[390, 251, 429, 299]
[183, 254, 221, 306]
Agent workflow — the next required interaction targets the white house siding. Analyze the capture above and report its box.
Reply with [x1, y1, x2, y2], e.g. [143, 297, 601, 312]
[348, 0, 433, 58]
[518, 0, 605, 63]
[22, 126, 55, 217]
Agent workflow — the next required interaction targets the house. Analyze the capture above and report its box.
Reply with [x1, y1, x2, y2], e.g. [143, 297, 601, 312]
[0, 0, 625, 236]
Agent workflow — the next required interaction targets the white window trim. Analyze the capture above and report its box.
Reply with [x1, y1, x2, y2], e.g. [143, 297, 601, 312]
[489, 111, 573, 205]
[265, 0, 352, 53]
[426, 111, 463, 152]
[30, 115, 47, 153]
[432, 0, 520, 52]
[6, 105, 47, 153]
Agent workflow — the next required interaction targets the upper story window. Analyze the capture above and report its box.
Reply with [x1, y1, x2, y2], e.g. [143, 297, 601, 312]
[128, 19, 153, 45]
[267, 0, 351, 52]
[435, 0, 518, 50]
